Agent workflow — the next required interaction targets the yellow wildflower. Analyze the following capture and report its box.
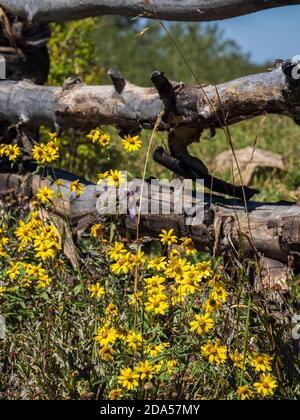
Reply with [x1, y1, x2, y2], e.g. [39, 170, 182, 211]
[128, 292, 143, 306]
[122, 134, 142, 152]
[108, 242, 126, 260]
[250, 352, 273, 373]
[32, 139, 60, 164]
[144, 275, 166, 291]
[253, 373, 277, 397]
[87, 128, 101, 143]
[129, 249, 146, 267]
[236, 385, 254, 400]
[147, 256, 167, 272]
[0, 228, 8, 244]
[106, 170, 126, 188]
[36, 186, 55, 203]
[201, 340, 227, 365]
[87, 129, 111, 147]
[180, 267, 201, 294]
[105, 303, 118, 318]
[26, 263, 46, 278]
[165, 256, 190, 282]
[99, 345, 115, 362]
[32, 145, 45, 163]
[111, 253, 132, 275]
[109, 389, 123, 400]
[3, 144, 21, 161]
[34, 240, 60, 261]
[91, 223, 103, 238]
[166, 359, 178, 374]
[230, 350, 247, 370]
[170, 284, 188, 305]
[88, 283, 104, 299]
[190, 313, 214, 335]
[180, 237, 196, 255]
[55, 179, 64, 187]
[0, 144, 7, 156]
[203, 296, 223, 313]
[6, 262, 23, 280]
[159, 229, 177, 246]
[99, 133, 111, 147]
[48, 132, 58, 140]
[210, 286, 227, 302]
[145, 342, 170, 357]
[70, 179, 85, 197]
[137, 360, 156, 380]
[97, 171, 110, 184]
[118, 367, 139, 391]
[0, 248, 8, 258]
[145, 293, 169, 315]
[36, 274, 52, 289]
[125, 331, 143, 352]
[15, 221, 33, 247]
[195, 261, 212, 280]
[94, 324, 118, 347]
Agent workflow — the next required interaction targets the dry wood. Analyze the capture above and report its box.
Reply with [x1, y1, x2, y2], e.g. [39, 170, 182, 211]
[1, 61, 299, 199]
[1, 168, 300, 272]
[0, 62, 299, 136]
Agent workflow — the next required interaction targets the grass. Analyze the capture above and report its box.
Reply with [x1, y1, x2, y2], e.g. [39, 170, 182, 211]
[0, 191, 299, 399]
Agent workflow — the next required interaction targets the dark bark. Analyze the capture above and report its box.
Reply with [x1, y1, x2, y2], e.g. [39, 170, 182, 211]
[0, 0, 299, 24]
[0, 10, 50, 157]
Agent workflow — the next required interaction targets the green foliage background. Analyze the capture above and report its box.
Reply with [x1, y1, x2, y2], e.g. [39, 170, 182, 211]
[46, 17, 300, 202]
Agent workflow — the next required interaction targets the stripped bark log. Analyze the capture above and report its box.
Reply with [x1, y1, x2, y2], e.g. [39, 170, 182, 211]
[0, 62, 299, 136]
[0, 0, 299, 24]
[1, 61, 300, 199]
[1, 168, 300, 274]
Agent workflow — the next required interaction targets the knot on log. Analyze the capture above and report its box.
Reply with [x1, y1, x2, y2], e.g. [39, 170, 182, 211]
[282, 60, 300, 87]
[151, 71, 174, 101]
[282, 60, 300, 124]
[151, 71, 177, 126]
[108, 68, 126, 94]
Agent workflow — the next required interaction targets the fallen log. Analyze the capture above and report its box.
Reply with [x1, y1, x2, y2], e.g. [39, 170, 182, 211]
[0, 0, 299, 24]
[0, 63, 300, 135]
[1, 168, 300, 273]
[1, 62, 299, 200]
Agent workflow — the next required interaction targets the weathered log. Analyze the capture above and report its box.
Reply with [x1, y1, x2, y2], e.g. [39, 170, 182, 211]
[1, 62, 299, 199]
[0, 0, 299, 24]
[1, 168, 300, 272]
[0, 62, 299, 136]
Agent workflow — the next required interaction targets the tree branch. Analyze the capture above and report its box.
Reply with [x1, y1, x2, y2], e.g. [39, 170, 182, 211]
[0, 0, 299, 24]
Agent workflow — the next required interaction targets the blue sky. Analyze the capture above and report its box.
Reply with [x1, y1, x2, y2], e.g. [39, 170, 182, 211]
[216, 5, 300, 64]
